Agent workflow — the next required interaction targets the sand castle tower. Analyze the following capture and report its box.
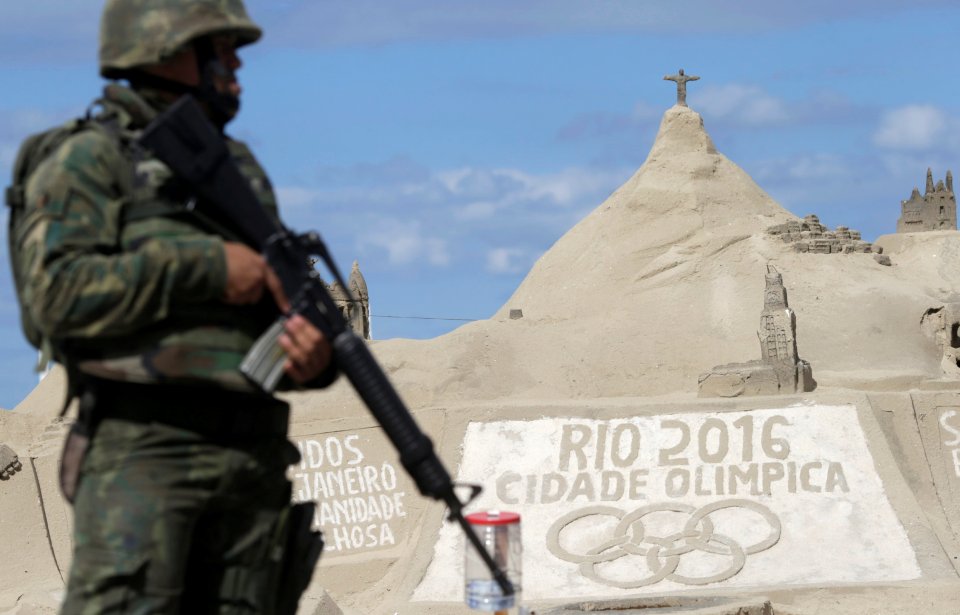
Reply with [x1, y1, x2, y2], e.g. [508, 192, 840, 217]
[698, 265, 814, 397]
[897, 168, 957, 232]
[757, 266, 813, 391]
[325, 260, 371, 340]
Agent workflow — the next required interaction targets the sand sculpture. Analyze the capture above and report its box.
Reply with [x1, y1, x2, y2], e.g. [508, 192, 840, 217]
[327, 260, 372, 340]
[765, 214, 879, 255]
[921, 303, 960, 378]
[0, 445, 22, 480]
[897, 168, 957, 233]
[4, 74, 960, 614]
[663, 68, 699, 107]
[698, 266, 813, 397]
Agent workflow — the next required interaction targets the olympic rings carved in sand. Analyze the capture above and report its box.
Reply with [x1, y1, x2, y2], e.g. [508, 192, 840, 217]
[545, 499, 781, 588]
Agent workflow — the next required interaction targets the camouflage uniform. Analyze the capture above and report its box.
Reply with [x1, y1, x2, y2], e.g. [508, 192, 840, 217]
[20, 84, 282, 390]
[63, 386, 298, 613]
[10, 1, 320, 612]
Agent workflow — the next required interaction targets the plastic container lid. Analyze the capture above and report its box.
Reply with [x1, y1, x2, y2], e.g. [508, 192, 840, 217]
[466, 510, 521, 526]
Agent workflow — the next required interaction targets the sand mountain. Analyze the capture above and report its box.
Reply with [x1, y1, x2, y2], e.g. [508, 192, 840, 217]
[305, 104, 960, 412]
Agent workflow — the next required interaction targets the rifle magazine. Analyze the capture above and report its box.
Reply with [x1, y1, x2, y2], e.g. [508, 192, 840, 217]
[240, 318, 287, 393]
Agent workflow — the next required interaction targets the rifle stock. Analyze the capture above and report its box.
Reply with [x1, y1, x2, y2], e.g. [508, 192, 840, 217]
[140, 95, 515, 597]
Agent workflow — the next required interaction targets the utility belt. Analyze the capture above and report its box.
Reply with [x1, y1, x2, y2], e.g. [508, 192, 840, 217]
[79, 377, 290, 441]
[59, 376, 290, 504]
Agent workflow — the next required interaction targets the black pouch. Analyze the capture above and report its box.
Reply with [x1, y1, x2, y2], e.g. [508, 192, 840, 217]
[59, 427, 89, 504]
[58, 387, 97, 504]
[274, 502, 325, 615]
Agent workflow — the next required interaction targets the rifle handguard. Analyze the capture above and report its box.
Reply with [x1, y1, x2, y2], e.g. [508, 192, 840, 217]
[332, 330, 452, 499]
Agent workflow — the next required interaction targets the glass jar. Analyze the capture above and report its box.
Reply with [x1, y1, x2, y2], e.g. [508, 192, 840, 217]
[464, 510, 522, 612]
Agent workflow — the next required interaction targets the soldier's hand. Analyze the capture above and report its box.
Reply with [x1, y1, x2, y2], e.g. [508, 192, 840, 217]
[264, 265, 290, 312]
[279, 314, 332, 383]
[221, 242, 272, 305]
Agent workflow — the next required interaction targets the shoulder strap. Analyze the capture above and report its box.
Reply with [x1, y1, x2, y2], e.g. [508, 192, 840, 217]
[5, 118, 89, 211]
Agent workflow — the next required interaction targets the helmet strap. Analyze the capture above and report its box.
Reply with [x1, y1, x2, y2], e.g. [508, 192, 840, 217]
[193, 37, 240, 129]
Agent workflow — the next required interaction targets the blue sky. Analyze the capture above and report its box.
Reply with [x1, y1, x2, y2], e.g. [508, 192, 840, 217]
[1, 1, 958, 409]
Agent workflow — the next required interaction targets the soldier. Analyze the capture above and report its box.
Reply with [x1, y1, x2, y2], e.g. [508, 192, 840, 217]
[8, 0, 333, 611]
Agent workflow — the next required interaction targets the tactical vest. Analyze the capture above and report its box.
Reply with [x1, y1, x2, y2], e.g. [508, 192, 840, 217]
[7, 88, 283, 390]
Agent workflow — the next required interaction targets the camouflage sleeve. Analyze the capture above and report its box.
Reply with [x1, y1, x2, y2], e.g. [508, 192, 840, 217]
[19, 128, 227, 340]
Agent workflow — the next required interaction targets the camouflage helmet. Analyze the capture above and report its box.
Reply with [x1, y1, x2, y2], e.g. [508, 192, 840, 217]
[99, 0, 262, 78]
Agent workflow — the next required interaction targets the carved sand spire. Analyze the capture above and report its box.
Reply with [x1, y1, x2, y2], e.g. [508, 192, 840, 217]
[348, 260, 371, 340]
[321, 260, 372, 339]
[698, 266, 814, 397]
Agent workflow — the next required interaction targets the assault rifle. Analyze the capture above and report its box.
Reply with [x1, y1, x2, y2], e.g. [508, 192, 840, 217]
[139, 95, 514, 599]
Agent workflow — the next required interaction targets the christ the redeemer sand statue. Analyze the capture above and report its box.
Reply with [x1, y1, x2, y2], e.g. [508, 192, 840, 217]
[664, 68, 699, 107]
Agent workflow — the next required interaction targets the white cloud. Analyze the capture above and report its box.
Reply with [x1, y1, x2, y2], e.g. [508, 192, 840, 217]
[872, 105, 955, 150]
[457, 201, 499, 220]
[753, 153, 852, 183]
[454, 166, 624, 209]
[486, 247, 528, 274]
[877, 151, 956, 187]
[631, 101, 662, 122]
[532, 168, 624, 205]
[360, 220, 450, 267]
[697, 84, 791, 127]
[275, 159, 629, 273]
[423, 238, 450, 266]
[441, 166, 627, 221]
[784, 154, 850, 181]
[274, 186, 322, 208]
